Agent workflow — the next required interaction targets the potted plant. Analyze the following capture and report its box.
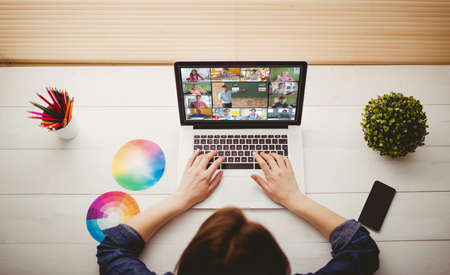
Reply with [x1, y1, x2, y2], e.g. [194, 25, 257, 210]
[361, 92, 429, 158]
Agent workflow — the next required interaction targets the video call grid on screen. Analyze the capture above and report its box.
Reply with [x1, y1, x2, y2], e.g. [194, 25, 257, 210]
[175, 62, 306, 125]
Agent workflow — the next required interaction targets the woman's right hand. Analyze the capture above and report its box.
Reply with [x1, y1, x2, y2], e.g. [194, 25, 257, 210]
[251, 152, 305, 208]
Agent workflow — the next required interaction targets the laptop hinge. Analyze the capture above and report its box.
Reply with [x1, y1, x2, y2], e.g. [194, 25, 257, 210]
[193, 123, 288, 129]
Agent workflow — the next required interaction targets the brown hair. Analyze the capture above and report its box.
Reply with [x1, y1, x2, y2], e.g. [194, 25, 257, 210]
[176, 207, 291, 275]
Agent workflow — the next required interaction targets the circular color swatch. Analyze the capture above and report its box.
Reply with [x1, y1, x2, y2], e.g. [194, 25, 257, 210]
[86, 191, 140, 242]
[112, 139, 165, 191]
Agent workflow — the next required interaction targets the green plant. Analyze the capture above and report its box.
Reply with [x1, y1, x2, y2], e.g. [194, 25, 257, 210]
[361, 92, 429, 158]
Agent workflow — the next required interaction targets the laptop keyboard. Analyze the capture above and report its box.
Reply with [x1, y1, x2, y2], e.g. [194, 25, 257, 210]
[193, 134, 288, 169]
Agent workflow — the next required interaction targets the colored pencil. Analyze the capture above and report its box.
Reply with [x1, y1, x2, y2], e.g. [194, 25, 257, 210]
[47, 88, 62, 114]
[36, 93, 52, 106]
[29, 87, 74, 131]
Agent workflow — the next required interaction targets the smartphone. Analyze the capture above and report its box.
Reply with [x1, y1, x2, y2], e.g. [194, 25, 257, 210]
[358, 181, 396, 231]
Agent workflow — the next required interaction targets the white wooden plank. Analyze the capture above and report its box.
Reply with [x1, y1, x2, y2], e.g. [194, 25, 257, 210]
[374, 241, 450, 275]
[312, 193, 450, 242]
[305, 65, 450, 106]
[0, 195, 166, 245]
[0, 107, 448, 194]
[301, 106, 450, 148]
[0, 105, 447, 150]
[304, 146, 450, 193]
[0, 146, 449, 195]
[0, 107, 181, 149]
[425, 106, 450, 146]
[0, 66, 177, 107]
[0, 244, 99, 275]
[0, 66, 449, 107]
[155, 192, 450, 245]
[1, 193, 449, 245]
[1, 241, 449, 275]
[0, 148, 177, 194]
[282, 241, 450, 275]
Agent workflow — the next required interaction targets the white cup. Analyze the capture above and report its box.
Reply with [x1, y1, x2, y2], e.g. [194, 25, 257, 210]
[55, 118, 79, 140]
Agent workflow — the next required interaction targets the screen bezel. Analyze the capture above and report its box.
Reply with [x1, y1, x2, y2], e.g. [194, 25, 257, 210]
[174, 61, 307, 127]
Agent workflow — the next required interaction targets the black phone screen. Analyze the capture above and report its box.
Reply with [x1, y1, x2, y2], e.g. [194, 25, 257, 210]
[358, 181, 396, 231]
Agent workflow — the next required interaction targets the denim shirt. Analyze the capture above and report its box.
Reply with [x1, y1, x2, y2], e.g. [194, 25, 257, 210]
[97, 219, 379, 275]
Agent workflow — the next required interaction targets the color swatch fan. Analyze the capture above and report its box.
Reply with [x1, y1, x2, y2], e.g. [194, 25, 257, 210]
[112, 139, 165, 191]
[86, 191, 140, 242]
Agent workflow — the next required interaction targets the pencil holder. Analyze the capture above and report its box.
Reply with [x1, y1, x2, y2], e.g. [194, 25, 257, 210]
[55, 118, 79, 140]
[28, 87, 76, 139]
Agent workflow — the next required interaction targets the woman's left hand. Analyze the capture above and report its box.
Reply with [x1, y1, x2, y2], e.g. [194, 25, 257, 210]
[172, 149, 225, 209]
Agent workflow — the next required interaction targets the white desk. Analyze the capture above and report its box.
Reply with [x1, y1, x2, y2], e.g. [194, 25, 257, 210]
[0, 65, 449, 275]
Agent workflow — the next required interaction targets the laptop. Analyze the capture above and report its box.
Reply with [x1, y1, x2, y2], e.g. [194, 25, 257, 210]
[175, 61, 307, 208]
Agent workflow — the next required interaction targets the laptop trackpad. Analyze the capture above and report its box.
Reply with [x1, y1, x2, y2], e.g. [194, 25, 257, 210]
[220, 171, 280, 208]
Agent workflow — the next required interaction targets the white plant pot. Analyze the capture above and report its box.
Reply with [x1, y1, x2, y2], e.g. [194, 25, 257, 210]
[55, 118, 79, 140]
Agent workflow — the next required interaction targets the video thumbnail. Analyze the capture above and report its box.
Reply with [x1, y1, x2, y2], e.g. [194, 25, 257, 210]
[182, 83, 211, 95]
[268, 108, 296, 120]
[212, 108, 242, 120]
[210, 68, 241, 81]
[186, 108, 212, 120]
[240, 67, 270, 82]
[269, 81, 298, 96]
[269, 95, 296, 108]
[181, 68, 211, 82]
[240, 108, 267, 120]
[184, 95, 212, 109]
[212, 82, 268, 108]
[270, 67, 300, 82]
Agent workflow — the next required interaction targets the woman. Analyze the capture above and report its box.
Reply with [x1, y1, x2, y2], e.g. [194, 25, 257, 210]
[186, 69, 205, 82]
[97, 151, 379, 275]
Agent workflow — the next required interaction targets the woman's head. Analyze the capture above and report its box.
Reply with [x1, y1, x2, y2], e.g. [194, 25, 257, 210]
[190, 69, 198, 76]
[176, 207, 290, 275]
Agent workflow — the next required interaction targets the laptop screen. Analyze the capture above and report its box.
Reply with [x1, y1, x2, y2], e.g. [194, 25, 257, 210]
[175, 62, 307, 126]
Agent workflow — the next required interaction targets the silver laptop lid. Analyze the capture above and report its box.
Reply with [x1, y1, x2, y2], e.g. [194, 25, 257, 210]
[174, 61, 307, 129]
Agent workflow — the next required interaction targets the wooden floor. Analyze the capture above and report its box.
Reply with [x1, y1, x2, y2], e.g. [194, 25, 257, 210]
[0, 65, 449, 274]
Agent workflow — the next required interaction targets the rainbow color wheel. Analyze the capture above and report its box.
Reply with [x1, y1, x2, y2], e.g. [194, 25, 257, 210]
[86, 191, 140, 242]
[112, 139, 165, 191]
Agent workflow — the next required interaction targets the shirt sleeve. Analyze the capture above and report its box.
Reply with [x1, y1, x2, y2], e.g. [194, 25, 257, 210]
[295, 220, 380, 275]
[97, 224, 173, 275]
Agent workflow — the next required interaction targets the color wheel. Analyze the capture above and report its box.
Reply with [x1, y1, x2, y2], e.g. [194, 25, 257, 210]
[86, 191, 140, 242]
[112, 139, 166, 191]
